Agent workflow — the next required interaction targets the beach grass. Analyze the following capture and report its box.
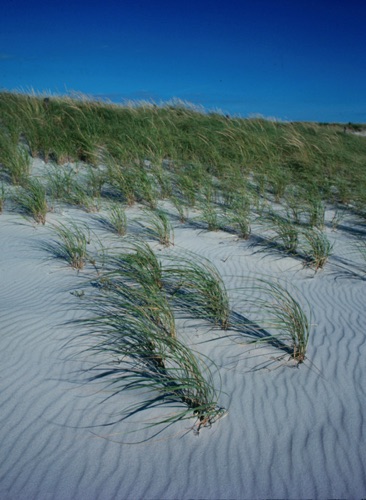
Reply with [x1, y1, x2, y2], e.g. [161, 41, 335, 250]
[261, 210, 299, 253]
[14, 177, 49, 224]
[236, 279, 311, 364]
[301, 227, 333, 270]
[102, 239, 164, 293]
[48, 220, 92, 269]
[164, 252, 231, 330]
[138, 209, 174, 246]
[81, 274, 225, 434]
[104, 203, 128, 236]
[0, 183, 6, 213]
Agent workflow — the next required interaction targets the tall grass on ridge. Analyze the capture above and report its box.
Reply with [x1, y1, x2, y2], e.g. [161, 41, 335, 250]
[0, 130, 30, 185]
[1, 91, 366, 211]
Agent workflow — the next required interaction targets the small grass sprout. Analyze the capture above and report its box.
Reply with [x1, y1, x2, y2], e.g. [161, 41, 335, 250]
[200, 200, 223, 231]
[224, 195, 251, 239]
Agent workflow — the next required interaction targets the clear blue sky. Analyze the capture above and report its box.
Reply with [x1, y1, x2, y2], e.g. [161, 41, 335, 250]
[1, 0, 365, 122]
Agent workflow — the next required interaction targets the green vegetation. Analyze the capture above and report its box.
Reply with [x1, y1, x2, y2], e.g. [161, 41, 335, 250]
[0, 183, 6, 213]
[1, 91, 365, 210]
[14, 177, 49, 224]
[261, 210, 299, 253]
[83, 242, 226, 434]
[48, 220, 92, 269]
[83, 284, 225, 433]
[138, 209, 174, 246]
[301, 227, 333, 271]
[236, 279, 311, 364]
[104, 203, 128, 236]
[2, 90, 366, 433]
[164, 252, 231, 330]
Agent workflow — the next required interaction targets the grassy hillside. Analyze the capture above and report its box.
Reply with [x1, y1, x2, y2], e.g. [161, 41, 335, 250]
[0, 91, 366, 210]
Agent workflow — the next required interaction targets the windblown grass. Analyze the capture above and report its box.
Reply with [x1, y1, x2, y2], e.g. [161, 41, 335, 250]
[301, 227, 333, 270]
[0, 183, 6, 213]
[261, 210, 299, 253]
[0, 129, 30, 185]
[138, 209, 174, 246]
[164, 252, 230, 330]
[14, 177, 49, 224]
[48, 220, 92, 269]
[236, 279, 311, 364]
[104, 203, 128, 236]
[102, 240, 164, 293]
[81, 276, 225, 435]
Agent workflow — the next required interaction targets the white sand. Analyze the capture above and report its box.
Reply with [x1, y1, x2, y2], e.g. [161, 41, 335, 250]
[0, 175, 366, 499]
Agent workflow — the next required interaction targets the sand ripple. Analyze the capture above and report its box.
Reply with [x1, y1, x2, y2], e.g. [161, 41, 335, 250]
[0, 215, 365, 499]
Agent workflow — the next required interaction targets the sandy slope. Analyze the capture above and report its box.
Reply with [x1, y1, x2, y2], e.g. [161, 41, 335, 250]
[0, 199, 365, 499]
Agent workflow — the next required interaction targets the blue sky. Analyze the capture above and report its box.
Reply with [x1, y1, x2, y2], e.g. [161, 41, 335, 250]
[1, 0, 365, 122]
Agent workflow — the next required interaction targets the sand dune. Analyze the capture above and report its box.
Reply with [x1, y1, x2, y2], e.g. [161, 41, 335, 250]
[0, 200, 365, 499]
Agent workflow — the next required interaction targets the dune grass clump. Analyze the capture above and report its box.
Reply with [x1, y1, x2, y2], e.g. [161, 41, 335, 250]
[237, 279, 311, 364]
[138, 209, 174, 246]
[200, 200, 223, 232]
[46, 165, 99, 211]
[0, 132, 30, 185]
[164, 253, 230, 330]
[49, 220, 92, 269]
[170, 195, 189, 223]
[104, 203, 128, 236]
[224, 194, 252, 239]
[107, 159, 158, 208]
[14, 177, 49, 224]
[301, 227, 333, 271]
[97, 241, 172, 333]
[82, 279, 225, 434]
[103, 240, 164, 293]
[0, 183, 6, 213]
[261, 210, 299, 253]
